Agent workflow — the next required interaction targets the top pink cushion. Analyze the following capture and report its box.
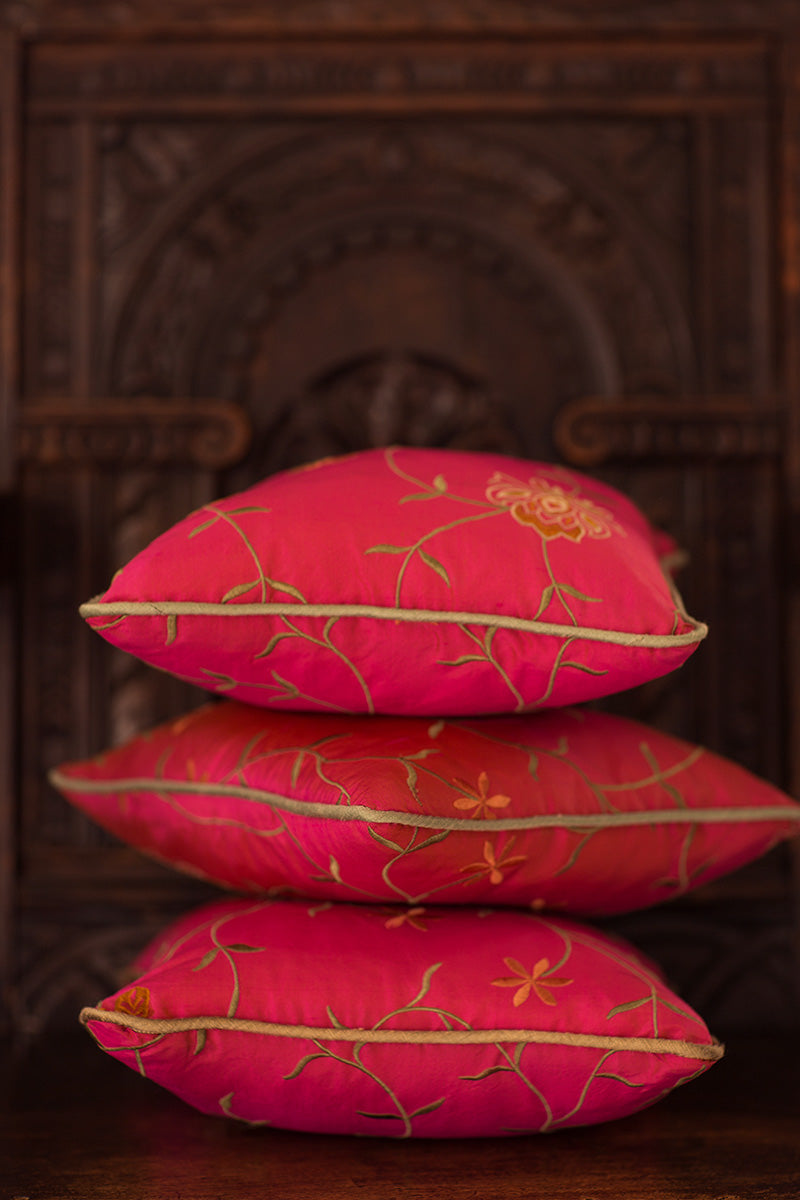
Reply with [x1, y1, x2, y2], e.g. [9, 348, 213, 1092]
[81, 447, 707, 714]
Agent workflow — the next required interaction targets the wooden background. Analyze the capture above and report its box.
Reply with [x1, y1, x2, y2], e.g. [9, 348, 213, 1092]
[2, 0, 800, 1041]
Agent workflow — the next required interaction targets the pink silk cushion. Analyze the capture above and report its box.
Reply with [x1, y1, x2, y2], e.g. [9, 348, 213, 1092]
[79, 447, 706, 714]
[80, 897, 722, 1136]
[50, 702, 800, 916]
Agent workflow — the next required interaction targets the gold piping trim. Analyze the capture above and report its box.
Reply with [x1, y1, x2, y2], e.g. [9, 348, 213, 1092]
[49, 770, 800, 833]
[79, 1007, 723, 1061]
[79, 597, 708, 650]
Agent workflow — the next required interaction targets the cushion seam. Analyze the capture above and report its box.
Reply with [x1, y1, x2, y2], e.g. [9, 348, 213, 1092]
[79, 598, 708, 649]
[79, 1007, 724, 1061]
[49, 770, 800, 831]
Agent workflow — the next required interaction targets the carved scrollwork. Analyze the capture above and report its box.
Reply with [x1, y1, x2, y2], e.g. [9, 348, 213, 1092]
[17, 398, 252, 469]
[27, 39, 768, 111]
[101, 121, 698, 419]
[555, 394, 783, 466]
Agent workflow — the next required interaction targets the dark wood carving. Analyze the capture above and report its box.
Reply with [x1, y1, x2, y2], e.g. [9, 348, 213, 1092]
[3, 18, 800, 1040]
[26, 41, 769, 116]
[555, 396, 783, 465]
[17, 399, 252, 468]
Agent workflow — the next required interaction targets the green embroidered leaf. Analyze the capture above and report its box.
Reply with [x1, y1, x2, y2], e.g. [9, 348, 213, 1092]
[218, 1091, 271, 1126]
[365, 544, 408, 554]
[283, 1053, 328, 1081]
[226, 506, 272, 515]
[428, 720, 445, 739]
[222, 580, 260, 603]
[437, 655, 485, 666]
[558, 584, 602, 603]
[94, 616, 127, 631]
[460, 1065, 512, 1082]
[657, 996, 700, 1019]
[533, 585, 555, 621]
[200, 670, 237, 691]
[193, 1028, 207, 1057]
[561, 661, 609, 676]
[368, 827, 403, 852]
[409, 1098, 446, 1118]
[595, 1072, 646, 1089]
[290, 752, 304, 786]
[270, 672, 300, 697]
[552, 830, 597, 878]
[413, 830, 451, 853]
[264, 577, 306, 602]
[326, 1005, 345, 1029]
[165, 614, 177, 645]
[404, 760, 419, 800]
[432, 474, 448, 492]
[356, 1110, 402, 1121]
[410, 962, 442, 1006]
[419, 549, 450, 586]
[224, 943, 264, 953]
[606, 996, 651, 1020]
[404, 748, 438, 760]
[188, 516, 218, 538]
[399, 491, 441, 504]
[328, 855, 343, 883]
[527, 754, 539, 778]
[254, 631, 296, 660]
[193, 948, 219, 971]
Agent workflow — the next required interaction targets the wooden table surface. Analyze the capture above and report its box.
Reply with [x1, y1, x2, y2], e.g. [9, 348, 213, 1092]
[2, 1031, 798, 1200]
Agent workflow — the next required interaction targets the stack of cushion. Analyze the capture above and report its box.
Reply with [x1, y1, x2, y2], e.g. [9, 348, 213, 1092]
[54, 446, 800, 1136]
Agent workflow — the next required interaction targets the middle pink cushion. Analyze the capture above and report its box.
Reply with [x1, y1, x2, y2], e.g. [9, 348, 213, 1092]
[50, 703, 800, 916]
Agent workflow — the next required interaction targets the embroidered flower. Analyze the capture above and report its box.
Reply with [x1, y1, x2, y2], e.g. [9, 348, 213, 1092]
[486, 472, 622, 543]
[492, 957, 573, 1007]
[452, 771, 512, 819]
[112, 986, 153, 1019]
[460, 839, 527, 885]
[384, 906, 430, 932]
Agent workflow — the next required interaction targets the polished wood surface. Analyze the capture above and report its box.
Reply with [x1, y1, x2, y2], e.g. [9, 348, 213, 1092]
[2, 1033, 799, 1199]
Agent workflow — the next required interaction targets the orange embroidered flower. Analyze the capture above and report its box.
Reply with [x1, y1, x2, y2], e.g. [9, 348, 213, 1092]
[460, 839, 526, 885]
[492, 957, 573, 1007]
[452, 771, 512, 819]
[113, 986, 153, 1019]
[384, 906, 429, 931]
[486, 472, 621, 543]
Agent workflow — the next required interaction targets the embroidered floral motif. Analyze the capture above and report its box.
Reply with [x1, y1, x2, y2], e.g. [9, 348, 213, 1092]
[492, 957, 573, 1007]
[452, 771, 512, 819]
[460, 839, 527, 885]
[112, 986, 153, 1019]
[485, 472, 622, 543]
[384, 907, 430, 932]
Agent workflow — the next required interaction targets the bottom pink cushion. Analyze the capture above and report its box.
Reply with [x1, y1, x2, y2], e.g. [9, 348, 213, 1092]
[81, 897, 722, 1137]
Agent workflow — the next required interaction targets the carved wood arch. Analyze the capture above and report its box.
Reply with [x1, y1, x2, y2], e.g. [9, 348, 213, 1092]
[102, 119, 697, 475]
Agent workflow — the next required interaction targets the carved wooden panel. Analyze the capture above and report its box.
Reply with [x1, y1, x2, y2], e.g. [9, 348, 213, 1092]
[4, 27, 798, 1036]
[2, 1, 800, 36]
